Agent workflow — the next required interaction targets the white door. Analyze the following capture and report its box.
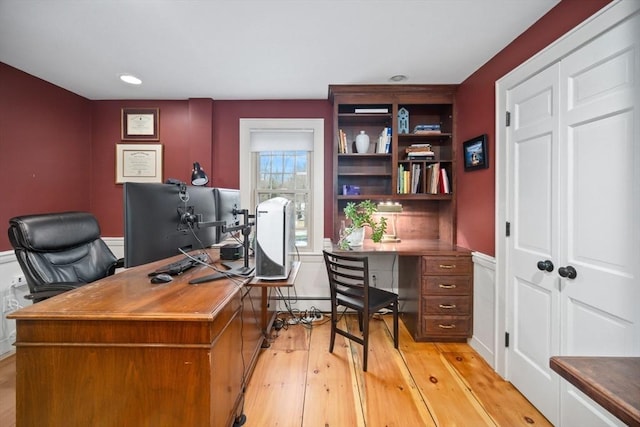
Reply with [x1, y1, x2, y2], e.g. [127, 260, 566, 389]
[506, 11, 639, 426]
[506, 63, 562, 424]
[557, 11, 640, 426]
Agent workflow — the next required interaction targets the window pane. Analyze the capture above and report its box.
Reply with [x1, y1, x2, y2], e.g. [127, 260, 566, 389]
[256, 150, 311, 248]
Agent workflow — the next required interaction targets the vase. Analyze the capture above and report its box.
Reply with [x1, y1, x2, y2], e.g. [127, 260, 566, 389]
[346, 226, 365, 247]
[355, 131, 370, 153]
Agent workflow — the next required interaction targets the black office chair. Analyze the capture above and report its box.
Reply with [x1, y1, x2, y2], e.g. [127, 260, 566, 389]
[322, 250, 399, 371]
[8, 211, 123, 303]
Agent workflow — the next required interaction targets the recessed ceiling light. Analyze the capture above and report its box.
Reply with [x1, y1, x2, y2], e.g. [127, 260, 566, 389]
[119, 74, 142, 85]
[389, 74, 408, 82]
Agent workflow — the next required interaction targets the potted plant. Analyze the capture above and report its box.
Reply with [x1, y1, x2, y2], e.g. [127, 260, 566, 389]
[339, 200, 388, 249]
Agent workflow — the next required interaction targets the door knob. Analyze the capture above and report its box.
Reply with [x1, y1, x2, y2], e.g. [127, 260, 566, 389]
[558, 266, 577, 279]
[537, 260, 554, 272]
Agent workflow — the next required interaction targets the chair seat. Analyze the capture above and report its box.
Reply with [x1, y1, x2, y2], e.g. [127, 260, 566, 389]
[336, 286, 397, 312]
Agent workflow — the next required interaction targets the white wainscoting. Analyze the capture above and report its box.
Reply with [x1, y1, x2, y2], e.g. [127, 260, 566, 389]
[470, 251, 497, 369]
[0, 250, 29, 357]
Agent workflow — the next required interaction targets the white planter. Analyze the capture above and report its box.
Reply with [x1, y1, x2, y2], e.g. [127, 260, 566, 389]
[346, 227, 365, 247]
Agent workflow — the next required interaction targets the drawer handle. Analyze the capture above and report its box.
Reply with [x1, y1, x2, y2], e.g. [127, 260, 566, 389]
[439, 264, 456, 269]
[438, 324, 456, 329]
[439, 304, 457, 309]
[438, 284, 457, 289]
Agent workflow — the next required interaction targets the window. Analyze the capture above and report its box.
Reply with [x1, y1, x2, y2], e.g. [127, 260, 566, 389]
[239, 119, 324, 252]
[256, 150, 310, 247]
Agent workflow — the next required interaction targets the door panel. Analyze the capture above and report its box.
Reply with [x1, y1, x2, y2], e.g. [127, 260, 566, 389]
[558, 13, 639, 425]
[507, 64, 561, 424]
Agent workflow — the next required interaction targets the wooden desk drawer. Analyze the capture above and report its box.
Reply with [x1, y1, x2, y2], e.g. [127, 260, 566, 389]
[422, 276, 472, 295]
[422, 315, 472, 337]
[423, 256, 472, 275]
[423, 296, 471, 315]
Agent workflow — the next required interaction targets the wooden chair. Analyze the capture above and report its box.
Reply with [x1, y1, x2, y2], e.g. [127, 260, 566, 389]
[322, 250, 399, 371]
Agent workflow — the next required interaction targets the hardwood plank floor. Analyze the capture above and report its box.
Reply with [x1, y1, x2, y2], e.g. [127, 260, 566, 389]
[0, 314, 551, 426]
[244, 314, 552, 427]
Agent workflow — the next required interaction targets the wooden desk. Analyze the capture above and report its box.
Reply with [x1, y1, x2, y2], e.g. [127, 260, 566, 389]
[550, 356, 640, 426]
[334, 239, 473, 342]
[248, 261, 300, 336]
[8, 250, 263, 427]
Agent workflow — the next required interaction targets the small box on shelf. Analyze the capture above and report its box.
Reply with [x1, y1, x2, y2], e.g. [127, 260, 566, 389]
[342, 185, 361, 196]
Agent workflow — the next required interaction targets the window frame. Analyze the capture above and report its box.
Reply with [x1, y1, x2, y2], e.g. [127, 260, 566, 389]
[239, 118, 324, 253]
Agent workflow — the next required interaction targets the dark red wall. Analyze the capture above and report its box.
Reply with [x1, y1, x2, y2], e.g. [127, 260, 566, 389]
[0, 62, 92, 249]
[90, 99, 201, 235]
[455, 0, 612, 256]
[212, 100, 334, 236]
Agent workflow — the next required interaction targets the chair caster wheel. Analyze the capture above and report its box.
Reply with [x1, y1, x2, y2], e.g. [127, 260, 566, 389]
[233, 414, 247, 426]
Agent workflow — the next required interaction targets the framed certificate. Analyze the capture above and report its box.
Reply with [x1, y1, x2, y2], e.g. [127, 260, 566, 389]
[121, 108, 159, 141]
[115, 144, 163, 183]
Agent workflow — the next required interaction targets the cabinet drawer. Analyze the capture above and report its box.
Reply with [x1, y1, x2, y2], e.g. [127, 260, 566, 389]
[423, 256, 472, 275]
[422, 276, 472, 295]
[422, 316, 471, 336]
[423, 295, 471, 315]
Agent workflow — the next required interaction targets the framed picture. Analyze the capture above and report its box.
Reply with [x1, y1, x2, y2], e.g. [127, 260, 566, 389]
[463, 134, 488, 171]
[115, 144, 163, 183]
[121, 108, 159, 141]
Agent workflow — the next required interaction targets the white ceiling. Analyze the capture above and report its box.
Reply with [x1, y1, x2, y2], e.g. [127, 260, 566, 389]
[0, 0, 560, 100]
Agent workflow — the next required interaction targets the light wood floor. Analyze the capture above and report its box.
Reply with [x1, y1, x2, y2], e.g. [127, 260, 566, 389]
[243, 314, 551, 426]
[0, 315, 551, 426]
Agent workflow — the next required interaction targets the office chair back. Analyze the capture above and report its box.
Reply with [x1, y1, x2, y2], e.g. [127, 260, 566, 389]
[322, 250, 398, 371]
[8, 211, 120, 302]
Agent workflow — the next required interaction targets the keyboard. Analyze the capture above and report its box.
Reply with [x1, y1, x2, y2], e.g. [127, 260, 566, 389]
[148, 253, 209, 276]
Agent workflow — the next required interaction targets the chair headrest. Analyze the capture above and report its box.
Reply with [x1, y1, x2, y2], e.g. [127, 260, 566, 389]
[8, 212, 101, 252]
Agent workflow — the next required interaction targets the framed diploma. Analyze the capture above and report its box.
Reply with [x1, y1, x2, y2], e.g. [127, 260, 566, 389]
[121, 108, 159, 141]
[115, 144, 163, 183]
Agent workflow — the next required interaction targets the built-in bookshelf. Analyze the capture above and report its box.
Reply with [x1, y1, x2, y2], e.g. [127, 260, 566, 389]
[329, 84, 458, 244]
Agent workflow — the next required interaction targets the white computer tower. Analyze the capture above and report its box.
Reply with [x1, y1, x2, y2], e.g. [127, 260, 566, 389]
[255, 197, 294, 280]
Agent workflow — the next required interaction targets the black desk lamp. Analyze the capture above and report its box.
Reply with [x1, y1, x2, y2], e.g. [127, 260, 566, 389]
[191, 162, 209, 186]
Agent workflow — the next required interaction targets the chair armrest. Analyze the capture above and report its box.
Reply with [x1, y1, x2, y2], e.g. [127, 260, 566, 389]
[107, 258, 125, 276]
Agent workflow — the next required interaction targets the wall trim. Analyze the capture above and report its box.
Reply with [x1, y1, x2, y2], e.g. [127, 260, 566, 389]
[0, 250, 16, 265]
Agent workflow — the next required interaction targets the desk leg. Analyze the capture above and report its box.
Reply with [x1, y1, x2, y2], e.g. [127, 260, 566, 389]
[261, 287, 268, 332]
[261, 287, 270, 348]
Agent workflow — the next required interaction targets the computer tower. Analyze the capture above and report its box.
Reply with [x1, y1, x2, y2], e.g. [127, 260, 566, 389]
[255, 197, 294, 280]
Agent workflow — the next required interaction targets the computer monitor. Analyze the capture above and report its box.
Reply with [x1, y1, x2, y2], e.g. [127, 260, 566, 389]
[214, 188, 241, 243]
[123, 182, 218, 268]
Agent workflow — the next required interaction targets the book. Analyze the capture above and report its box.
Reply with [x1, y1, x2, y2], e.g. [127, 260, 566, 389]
[414, 124, 441, 132]
[411, 164, 421, 193]
[407, 152, 435, 158]
[441, 168, 450, 194]
[355, 108, 388, 114]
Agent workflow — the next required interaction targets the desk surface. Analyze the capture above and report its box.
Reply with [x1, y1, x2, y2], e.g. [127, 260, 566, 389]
[8, 249, 246, 322]
[333, 239, 471, 256]
[550, 356, 640, 426]
[249, 260, 300, 287]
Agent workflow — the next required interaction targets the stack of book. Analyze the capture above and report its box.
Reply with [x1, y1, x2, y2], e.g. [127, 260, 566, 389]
[406, 144, 435, 160]
[413, 124, 441, 135]
[425, 163, 451, 194]
[338, 129, 349, 153]
[377, 127, 391, 153]
[397, 164, 423, 194]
